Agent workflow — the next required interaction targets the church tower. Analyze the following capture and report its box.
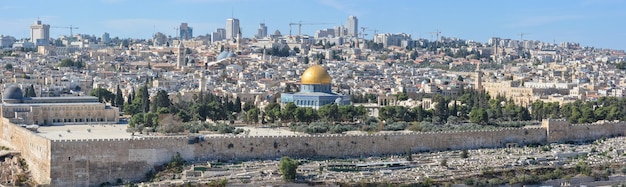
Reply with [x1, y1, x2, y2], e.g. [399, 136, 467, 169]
[177, 41, 185, 69]
[475, 62, 483, 91]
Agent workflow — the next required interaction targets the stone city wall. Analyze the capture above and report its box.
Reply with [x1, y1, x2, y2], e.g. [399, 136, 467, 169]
[0, 118, 51, 184]
[6, 118, 626, 187]
[48, 127, 546, 186]
[542, 118, 626, 143]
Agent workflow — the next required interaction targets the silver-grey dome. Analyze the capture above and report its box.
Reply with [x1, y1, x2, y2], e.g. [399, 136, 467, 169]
[2, 86, 24, 101]
[216, 50, 236, 61]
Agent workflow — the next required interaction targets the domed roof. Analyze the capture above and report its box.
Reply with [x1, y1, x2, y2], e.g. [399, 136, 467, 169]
[301, 65, 331, 84]
[2, 85, 24, 101]
[217, 50, 236, 61]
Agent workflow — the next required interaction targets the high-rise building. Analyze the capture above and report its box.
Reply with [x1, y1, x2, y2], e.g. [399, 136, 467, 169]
[101, 32, 110, 44]
[226, 18, 240, 40]
[334, 26, 347, 37]
[179, 23, 193, 40]
[374, 33, 411, 47]
[211, 28, 226, 42]
[0, 35, 16, 49]
[256, 23, 268, 39]
[152, 32, 167, 46]
[346, 16, 358, 37]
[30, 20, 50, 46]
[315, 28, 335, 38]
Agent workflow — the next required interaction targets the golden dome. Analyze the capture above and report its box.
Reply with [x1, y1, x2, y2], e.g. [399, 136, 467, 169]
[301, 65, 331, 84]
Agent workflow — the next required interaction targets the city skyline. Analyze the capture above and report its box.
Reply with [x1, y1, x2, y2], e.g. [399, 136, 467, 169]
[1, 0, 625, 50]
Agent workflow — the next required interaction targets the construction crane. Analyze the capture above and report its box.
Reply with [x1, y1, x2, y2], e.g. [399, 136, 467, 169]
[428, 29, 441, 52]
[519, 32, 531, 41]
[360, 27, 368, 37]
[366, 28, 378, 40]
[518, 33, 531, 58]
[355, 27, 369, 48]
[288, 21, 333, 36]
[51, 25, 79, 36]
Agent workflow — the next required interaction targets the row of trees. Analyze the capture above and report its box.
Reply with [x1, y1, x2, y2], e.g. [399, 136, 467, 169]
[264, 46, 292, 57]
[263, 102, 368, 124]
[122, 83, 245, 132]
[110, 80, 626, 134]
[378, 87, 626, 126]
[531, 96, 626, 124]
[89, 86, 124, 110]
[378, 89, 531, 125]
[58, 58, 84, 69]
[350, 93, 378, 103]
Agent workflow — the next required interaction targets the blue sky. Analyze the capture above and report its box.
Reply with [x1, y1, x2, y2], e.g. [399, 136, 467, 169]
[1, 0, 625, 50]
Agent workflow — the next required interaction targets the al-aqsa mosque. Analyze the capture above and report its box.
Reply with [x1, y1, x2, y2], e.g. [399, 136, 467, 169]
[0, 85, 119, 125]
[280, 65, 350, 109]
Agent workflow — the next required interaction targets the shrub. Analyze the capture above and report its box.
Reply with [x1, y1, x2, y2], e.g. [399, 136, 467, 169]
[461, 150, 469, 158]
[279, 156, 298, 181]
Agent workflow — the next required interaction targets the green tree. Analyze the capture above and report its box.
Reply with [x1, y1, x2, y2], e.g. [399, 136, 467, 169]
[124, 102, 142, 116]
[115, 85, 124, 110]
[151, 90, 171, 113]
[23, 86, 30, 98]
[129, 112, 145, 128]
[279, 156, 298, 182]
[450, 100, 458, 117]
[4, 64, 13, 70]
[89, 87, 115, 104]
[140, 84, 150, 113]
[24, 84, 36, 97]
[281, 102, 297, 122]
[396, 92, 408, 101]
[434, 96, 449, 124]
[469, 108, 488, 124]
[294, 107, 307, 122]
[246, 108, 260, 124]
[304, 107, 319, 123]
[318, 104, 339, 122]
[58, 58, 84, 68]
[176, 110, 192, 122]
[234, 97, 242, 113]
[168, 152, 185, 172]
[264, 102, 281, 123]
[143, 112, 159, 128]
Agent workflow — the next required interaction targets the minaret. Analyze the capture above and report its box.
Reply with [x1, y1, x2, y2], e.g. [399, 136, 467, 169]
[177, 41, 185, 69]
[199, 74, 206, 92]
[475, 62, 483, 91]
[236, 32, 241, 52]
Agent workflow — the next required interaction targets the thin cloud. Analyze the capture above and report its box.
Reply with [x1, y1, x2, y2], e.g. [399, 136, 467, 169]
[506, 15, 584, 28]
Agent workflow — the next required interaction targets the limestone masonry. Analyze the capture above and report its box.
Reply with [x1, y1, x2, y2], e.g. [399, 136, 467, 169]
[1, 118, 626, 186]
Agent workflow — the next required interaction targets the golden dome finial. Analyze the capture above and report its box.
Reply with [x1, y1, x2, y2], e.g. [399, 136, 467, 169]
[301, 65, 331, 84]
